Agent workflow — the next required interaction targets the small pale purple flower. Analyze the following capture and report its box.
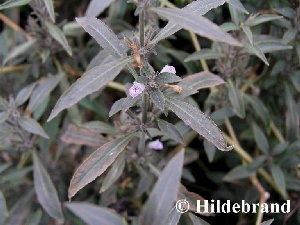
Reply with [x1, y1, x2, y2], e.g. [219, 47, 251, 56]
[160, 65, 176, 74]
[129, 81, 145, 98]
[148, 139, 163, 150]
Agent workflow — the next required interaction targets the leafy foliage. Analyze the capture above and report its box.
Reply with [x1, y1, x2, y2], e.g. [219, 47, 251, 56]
[0, 0, 299, 224]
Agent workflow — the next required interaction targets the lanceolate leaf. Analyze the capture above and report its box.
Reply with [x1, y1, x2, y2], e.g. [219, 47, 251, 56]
[2, 39, 36, 66]
[85, 0, 116, 18]
[179, 71, 225, 96]
[33, 151, 64, 223]
[227, 79, 245, 118]
[45, 21, 72, 56]
[15, 82, 37, 106]
[247, 14, 283, 27]
[100, 151, 125, 193]
[244, 42, 269, 65]
[223, 165, 253, 181]
[245, 94, 270, 127]
[28, 73, 63, 112]
[185, 49, 225, 61]
[48, 56, 132, 121]
[68, 133, 135, 199]
[66, 202, 125, 225]
[226, 0, 249, 14]
[270, 164, 287, 199]
[157, 119, 184, 144]
[0, 191, 8, 223]
[165, 98, 232, 151]
[151, 7, 240, 47]
[149, 89, 165, 111]
[140, 150, 184, 225]
[42, 0, 55, 22]
[18, 117, 49, 139]
[252, 123, 269, 154]
[0, 0, 32, 10]
[151, 0, 226, 43]
[76, 17, 126, 58]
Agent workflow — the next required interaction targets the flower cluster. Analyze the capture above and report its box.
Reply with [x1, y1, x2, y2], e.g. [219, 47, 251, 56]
[148, 139, 163, 150]
[129, 81, 145, 98]
[160, 65, 176, 74]
[129, 65, 176, 98]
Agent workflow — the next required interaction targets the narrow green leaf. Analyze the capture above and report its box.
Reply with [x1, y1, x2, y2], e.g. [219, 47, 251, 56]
[223, 165, 253, 181]
[247, 14, 282, 27]
[228, 3, 245, 25]
[157, 119, 184, 144]
[0, 0, 32, 10]
[203, 139, 216, 162]
[226, 0, 249, 14]
[151, 0, 226, 44]
[296, 41, 300, 66]
[242, 25, 253, 45]
[185, 49, 225, 61]
[61, 124, 107, 147]
[140, 149, 184, 225]
[179, 71, 225, 98]
[220, 22, 239, 32]
[18, 117, 49, 139]
[157, 72, 182, 85]
[284, 83, 299, 141]
[0, 166, 32, 183]
[48, 56, 132, 121]
[109, 98, 124, 117]
[45, 21, 72, 56]
[282, 28, 297, 44]
[28, 73, 63, 112]
[6, 191, 34, 225]
[68, 133, 135, 199]
[85, 0, 116, 17]
[2, 39, 36, 66]
[245, 94, 270, 127]
[165, 98, 232, 151]
[150, 89, 165, 111]
[15, 82, 37, 106]
[33, 151, 64, 223]
[274, 7, 296, 19]
[227, 79, 245, 118]
[261, 219, 274, 225]
[81, 121, 118, 134]
[189, 213, 211, 225]
[163, 206, 181, 225]
[42, 0, 55, 22]
[270, 164, 287, 199]
[87, 50, 116, 71]
[244, 42, 269, 65]
[0, 163, 11, 174]
[0, 111, 9, 124]
[0, 191, 9, 223]
[291, 70, 300, 92]
[66, 202, 125, 225]
[252, 123, 269, 154]
[25, 210, 42, 225]
[151, 7, 241, 47]
[76, 17, 126, 58]
[100, 151, 125, 193]
[257, 41, 292, 53]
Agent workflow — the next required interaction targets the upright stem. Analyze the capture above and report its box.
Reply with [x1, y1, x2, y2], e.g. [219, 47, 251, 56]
[138, 94, 148, 155]
[139, 10, 144, 48]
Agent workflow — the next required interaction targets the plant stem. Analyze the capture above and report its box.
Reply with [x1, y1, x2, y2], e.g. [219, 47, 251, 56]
[270, 120, 285, 143]
[138, 94, 148, 155]
[189, 31, 209, 71]
[139, 10, 144, 48]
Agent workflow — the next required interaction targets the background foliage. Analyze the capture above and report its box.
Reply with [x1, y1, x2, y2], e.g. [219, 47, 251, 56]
[0, 0, 299, 225]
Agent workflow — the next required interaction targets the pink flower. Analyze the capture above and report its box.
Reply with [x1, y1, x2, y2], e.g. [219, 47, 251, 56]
[160, 65, 176, 74]
[129, 81, 145, 98]
[148, 139, 163, 150]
